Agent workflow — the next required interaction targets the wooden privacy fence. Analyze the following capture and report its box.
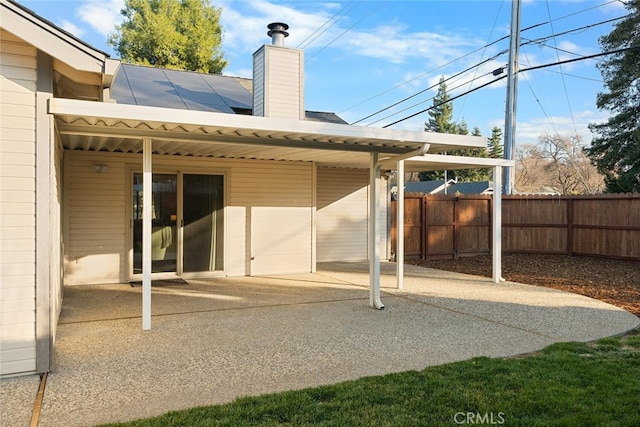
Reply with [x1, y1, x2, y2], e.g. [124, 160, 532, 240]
[390, 194, 640, 261]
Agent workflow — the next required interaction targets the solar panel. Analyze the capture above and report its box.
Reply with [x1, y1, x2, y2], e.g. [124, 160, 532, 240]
[110, 64, 347, 123]
[111, 64, 236, 113]
[201, 74, 253, 109]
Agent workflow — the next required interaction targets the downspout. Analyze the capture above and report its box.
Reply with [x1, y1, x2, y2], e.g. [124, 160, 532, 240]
[142, 138, 152, 330]
[397, 159, 405, 290]
[369, 153, 384, 309]
[492, 165, 505, 283]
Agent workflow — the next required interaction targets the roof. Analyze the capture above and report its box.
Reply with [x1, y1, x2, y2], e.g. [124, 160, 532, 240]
[404, 180, 449, 194]
[51, 97, 486, 169]
[448, 181, 493, 194]
[111, 63, 347, 124]
[8, 0, 507, 171]
[1, 0, 115, 75]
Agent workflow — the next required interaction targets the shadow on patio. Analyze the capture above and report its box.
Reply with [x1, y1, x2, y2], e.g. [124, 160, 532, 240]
[5, 262, 638, 427]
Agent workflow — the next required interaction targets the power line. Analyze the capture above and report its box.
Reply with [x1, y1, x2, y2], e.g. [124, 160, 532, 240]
[545, 0, 579, 137]
[521, 52, 560, 136]
[457, 0, 507, 122]
[381, 45, 640, 129]
[305, 3, 383, 63]
[367, 69, 499, 127]
[346, 9, 628, 125]
[343, 2, 623, 119]
[350, 52, 507, 125]
[296, 1, 359, 50]
[350, 15, 627, 126]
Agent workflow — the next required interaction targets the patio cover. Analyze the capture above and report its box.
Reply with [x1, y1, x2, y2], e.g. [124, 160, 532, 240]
[48, 98, 514, 328]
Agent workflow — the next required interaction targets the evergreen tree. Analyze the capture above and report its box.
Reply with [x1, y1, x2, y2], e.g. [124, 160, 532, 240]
[420, 78, 489, 183]
[109, 0, 227, 74]
[424, 77, 457, 134]
[488, 126, 504, 159]
[454, 125, 489, 182]
[587, 0, 640, 192]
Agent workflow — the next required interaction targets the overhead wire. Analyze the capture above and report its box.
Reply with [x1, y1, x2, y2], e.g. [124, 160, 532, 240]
[343, 35, 510, 118]
[456, 0, 506, 123]
[380, 45, 640, 128]
[350, 51, 508, 125]
[367, 68, 500, 127]
[296, 1, 359, 50]
[520, 52, 560, 136]
[544, 0, 579, 137]
[347, 5, 627, 126]
[305, 3, 384, 63]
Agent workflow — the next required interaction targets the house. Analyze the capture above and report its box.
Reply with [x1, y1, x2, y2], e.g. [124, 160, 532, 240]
[0, 0, 512, 377]
[390, 179, 453, 199]
[447, 180, 493, 195]
[391, 180, 492, 199]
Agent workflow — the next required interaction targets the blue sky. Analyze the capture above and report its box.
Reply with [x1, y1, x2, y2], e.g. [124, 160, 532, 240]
[19, 0, 628, 146]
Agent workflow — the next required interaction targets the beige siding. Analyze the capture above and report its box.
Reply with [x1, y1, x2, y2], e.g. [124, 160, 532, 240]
[51, 140, 64, 329]
[64, 152, 314, 283]
[252, 49, 265, 117]
[0, 30, 37, 375]
[266, 48, 303, 119]
[316, 168, 369, 262]
[64, 151, 127, 285]
[253, 45, 303, 120]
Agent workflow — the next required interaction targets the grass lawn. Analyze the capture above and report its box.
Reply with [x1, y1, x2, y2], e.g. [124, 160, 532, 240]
[103, 329, 640, 427]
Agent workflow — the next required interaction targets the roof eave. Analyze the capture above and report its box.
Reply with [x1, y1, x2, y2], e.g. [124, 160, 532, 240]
[48, 98, 487, 155]
[1, 0, 110, 74]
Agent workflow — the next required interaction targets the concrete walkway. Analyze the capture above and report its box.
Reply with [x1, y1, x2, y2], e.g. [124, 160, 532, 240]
[2, 263, 638, 427]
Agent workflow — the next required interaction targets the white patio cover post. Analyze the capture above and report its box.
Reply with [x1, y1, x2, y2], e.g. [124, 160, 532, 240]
[142, 137, 152, 330]
[492, 165, 503, 283]
[369, 153, 384, 309]
[396, 160, 405, 290]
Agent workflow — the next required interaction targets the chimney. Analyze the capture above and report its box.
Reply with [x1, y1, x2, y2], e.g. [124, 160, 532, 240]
[267, 22, 289, 46]
[252, 23, 305, 120]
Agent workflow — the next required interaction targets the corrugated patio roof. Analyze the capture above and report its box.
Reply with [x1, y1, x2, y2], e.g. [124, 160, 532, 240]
[50, 97, 496, 169]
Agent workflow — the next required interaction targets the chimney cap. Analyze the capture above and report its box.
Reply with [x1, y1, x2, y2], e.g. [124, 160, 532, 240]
[267, 22, 289, 45]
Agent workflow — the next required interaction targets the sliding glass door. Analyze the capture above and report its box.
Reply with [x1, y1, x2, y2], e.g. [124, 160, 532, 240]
[132, 172, 224, 276]
[183, 174, 224, 272]
[133, 174, 178, 274]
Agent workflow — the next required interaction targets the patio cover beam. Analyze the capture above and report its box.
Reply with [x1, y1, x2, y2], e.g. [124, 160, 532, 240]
[47, 97, 515, 317]
[390, 154, 514, 287]
[48, 98, 487, 155]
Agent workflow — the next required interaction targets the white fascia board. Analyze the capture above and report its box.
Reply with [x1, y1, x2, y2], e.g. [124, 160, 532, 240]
[48, 98, 485, 150]
[1, 0, 108, 74]
[402, 153, 515, 171]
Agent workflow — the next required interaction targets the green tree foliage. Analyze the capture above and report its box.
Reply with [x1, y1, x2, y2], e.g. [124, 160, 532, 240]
[488, 126, 504, 159]
[424, 77, 457, 134]
[420, 77, 490, 183]
[109, 0, 227, 74]
[587, 0, 640, 192]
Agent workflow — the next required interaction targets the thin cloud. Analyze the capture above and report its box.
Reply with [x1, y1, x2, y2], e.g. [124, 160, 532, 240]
[220, 0, 484, 67]
[516, 110, 607, 145]
[76, 0, 124, 37]
[60, 20, 85, 38]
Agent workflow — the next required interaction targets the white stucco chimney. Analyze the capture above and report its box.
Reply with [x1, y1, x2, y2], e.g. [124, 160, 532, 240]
[252, 23, 305, 120]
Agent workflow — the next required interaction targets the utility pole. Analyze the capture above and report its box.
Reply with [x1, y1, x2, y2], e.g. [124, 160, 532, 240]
[503, 0, 521, 195]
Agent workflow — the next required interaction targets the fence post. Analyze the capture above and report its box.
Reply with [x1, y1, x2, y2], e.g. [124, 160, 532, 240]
[422, 195, 427, 260]
[567, 197, 574, 256]
[453, 197, 459, 260]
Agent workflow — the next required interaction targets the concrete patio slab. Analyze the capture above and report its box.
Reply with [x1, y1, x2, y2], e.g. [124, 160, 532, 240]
[1, 263, 638, 427]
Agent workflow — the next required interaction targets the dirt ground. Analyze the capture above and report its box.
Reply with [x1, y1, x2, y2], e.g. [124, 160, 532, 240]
[409, 253, 640, 317]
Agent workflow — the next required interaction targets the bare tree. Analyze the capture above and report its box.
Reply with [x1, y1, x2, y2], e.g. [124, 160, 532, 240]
[515, 134, 604, 194]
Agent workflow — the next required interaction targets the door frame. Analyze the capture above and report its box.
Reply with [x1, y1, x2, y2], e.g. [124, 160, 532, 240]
[126, 165, 229, 281]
